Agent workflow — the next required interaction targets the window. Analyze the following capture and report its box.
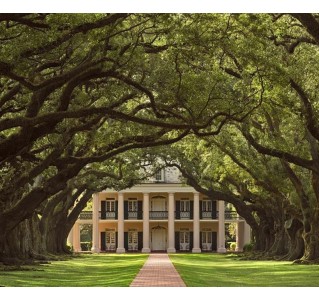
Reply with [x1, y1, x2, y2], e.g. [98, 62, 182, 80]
[154, 169, 164, 181]
[106, 200, 115, 212]
[180, 200, 190, 211]
[128, 200, 138, 212]
[128, 229, 138, 251]
[202, 200, 212, 212]
[105, 230, 116, 251]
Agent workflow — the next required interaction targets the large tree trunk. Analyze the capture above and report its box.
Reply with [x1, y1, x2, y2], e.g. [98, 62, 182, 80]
[283, 218, 304, 261]
[0, 213, 45, 264]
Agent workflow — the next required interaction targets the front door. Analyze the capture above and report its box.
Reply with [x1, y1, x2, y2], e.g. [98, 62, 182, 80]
[179, 231, 190, 251]
[151, 227, 167, 251]
[201, 231, 212, 251]
[106, 231, 116, 251]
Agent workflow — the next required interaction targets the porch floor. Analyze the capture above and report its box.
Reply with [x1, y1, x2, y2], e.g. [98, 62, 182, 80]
[130, 253, 186, 287]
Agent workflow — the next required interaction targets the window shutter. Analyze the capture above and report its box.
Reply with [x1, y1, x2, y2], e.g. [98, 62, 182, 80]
[175, 232, 180, 251]
[138, 232, 143, 251]
[124, 201, 128, 219]
[115, 201, 118, 219]
[175, 201, 180, 219]
[211, 200, 217, 219]
[190, 201, 194, 219]
[101, 201, 106, 220]
[115, 232, 118, 250]
[101, 232, 106, 251]
[199, 200, 202, 219]
[124, 232, 128, 251]
[200, 231, 202, 250]
[138, 201, 143, 219]
[189, 232, 193, 252]
[212, 232, 217, 251]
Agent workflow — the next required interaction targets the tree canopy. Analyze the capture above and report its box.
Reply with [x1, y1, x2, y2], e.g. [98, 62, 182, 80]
[1, 13, 319, 263]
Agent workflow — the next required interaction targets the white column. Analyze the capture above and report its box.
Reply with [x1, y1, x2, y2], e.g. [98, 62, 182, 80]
[91, 193, 100, 253]
[218, 200, 227, 253]
[116, 192, 125, 253]
[142, 193, 151, 253]
[73, 222, 81, 252]
[167, 192, 176, 253]
[244, 220, 251, 245]
[235, 221, 245, 252]
[67, 227, 73, 248]
[192, 192, 201, 253]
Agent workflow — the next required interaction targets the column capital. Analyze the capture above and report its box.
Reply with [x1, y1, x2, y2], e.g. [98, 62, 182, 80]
[168, 192, 175, 196]
[193, 192, 200, 196]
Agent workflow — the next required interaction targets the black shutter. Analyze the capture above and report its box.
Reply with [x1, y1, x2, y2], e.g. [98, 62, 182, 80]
[101, 201, 106, 220]
[190, 232, 193, 252]
[115, 232, 118, 250]
[212, 232, 217, 251]
[124, 232, 128, 251]
[190, 201, 194, 219]
[200, 231, 202, 250]
[124, 201, 128, 219]
[175, 232, 180, 251]
[199, 200, 202, 219]
[212, 200, 217, 219]
[115, 201, 118, 219]
[138, 201, 143, 220]
[101, 232, 106, 251]
[176, 201, 180, 219]
[138, 232, 143, 251]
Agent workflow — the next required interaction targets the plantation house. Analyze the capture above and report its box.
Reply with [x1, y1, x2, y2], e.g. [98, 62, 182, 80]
[69, 167, 251, 253]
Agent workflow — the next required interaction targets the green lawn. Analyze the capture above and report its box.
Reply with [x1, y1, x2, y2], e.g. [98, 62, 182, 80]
[0, 253, 148, 287]
[169, 253, 319, 287]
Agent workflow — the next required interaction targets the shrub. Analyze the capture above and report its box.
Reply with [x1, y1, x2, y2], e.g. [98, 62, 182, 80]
[243, 242, 255, 252]
[230, 242, 237, 251]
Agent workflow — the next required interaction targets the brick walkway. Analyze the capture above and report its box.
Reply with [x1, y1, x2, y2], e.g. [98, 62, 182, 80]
[130, 253, 186, 287]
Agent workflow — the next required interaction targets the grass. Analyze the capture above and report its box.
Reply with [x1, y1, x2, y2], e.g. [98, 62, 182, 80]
[169, 253, 319, 287]
[0, 253, 148, 287]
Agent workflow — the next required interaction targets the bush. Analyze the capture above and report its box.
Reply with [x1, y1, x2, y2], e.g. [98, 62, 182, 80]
[80, 242, 92, 251]
[230, 242, 237, 251]
[243, 242, 255, 252]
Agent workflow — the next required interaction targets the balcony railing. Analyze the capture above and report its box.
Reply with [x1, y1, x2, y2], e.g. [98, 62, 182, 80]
[225, 211, 242, 220]
[100, 211, 117, 220]
[79, 211, 93, 220]
[201, 211, 218, 220]
[127, 211, 143, 220]
[78, 210, 242, 221]
[149, 211, 168, 220]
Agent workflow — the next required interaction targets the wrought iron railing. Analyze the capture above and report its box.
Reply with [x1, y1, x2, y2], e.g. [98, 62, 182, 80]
[100, 211, 117, 220]
[127, 211, 143, 219]
[79, 211, 92, 219]
[149, 211, 168, 219]
[225, 211, 242, 220]
[201, 211, 218, 219]
[180, 211, 191, 219]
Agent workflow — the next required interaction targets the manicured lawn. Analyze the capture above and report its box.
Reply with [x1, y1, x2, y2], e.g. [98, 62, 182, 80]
[169, 253, 319, 287]
[0, 253, 148, 287]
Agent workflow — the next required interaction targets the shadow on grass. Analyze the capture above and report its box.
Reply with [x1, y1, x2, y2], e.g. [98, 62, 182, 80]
[169, 253, 319, 287]
[0, 254, 148, 287]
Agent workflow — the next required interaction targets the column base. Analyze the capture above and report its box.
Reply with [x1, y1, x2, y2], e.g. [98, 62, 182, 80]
[235, 247, 243, 252]
[91, 247, 100, 253]
[217, 247, 227, 253]
[74, 247, 82, 253]
[116, 248, 126, 253]
[192, 248, 201, 253]
[142, 248, 151, 253]
[167, 248, 176, 253]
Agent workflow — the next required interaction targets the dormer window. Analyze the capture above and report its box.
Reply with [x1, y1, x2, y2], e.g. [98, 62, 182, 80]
[154, 169, 165, 182]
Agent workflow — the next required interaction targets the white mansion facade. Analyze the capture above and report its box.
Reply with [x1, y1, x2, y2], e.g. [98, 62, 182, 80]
[69, 167, 251, 253]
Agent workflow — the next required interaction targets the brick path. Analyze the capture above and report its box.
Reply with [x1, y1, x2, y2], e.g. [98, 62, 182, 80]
[130, 253, 186, 287]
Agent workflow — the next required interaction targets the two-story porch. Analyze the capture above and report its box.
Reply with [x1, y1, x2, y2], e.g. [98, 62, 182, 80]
[69, 184, 251, 253]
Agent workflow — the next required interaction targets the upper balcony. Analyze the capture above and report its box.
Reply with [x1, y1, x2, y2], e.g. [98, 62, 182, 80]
[78, 210, 242, 221]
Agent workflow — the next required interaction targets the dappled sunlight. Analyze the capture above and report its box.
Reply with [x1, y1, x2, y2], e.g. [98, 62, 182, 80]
[169, 253, 319, 287]
[0, 254, 148, 287]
